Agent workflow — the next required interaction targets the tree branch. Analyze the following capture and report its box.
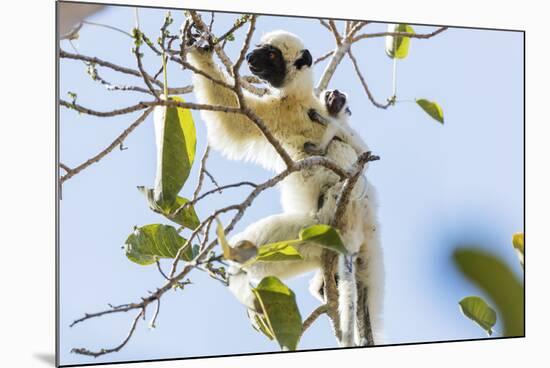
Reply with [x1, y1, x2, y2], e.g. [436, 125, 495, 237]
[60, 108, 153, 184]
[352, 26, 448, 42]
[71, 309, 144, 357]
[347, 48, 393, 109]
[314, 50, 334, 65]
[60, 50, 164, 89]
[301, 304, 328, 337]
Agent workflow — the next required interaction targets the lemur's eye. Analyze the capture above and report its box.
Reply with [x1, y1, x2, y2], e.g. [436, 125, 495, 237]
[268, 51, 276, 60]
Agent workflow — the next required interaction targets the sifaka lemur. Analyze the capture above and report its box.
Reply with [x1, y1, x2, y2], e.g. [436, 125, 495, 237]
[187, 28, 384, 346]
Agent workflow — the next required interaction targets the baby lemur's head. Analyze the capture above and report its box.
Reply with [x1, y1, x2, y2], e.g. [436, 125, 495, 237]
[324, 89, 352, 118]
[246, 31, 313, 95]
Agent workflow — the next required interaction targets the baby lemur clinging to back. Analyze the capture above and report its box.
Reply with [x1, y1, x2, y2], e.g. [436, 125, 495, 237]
[305, 89, 368, 156]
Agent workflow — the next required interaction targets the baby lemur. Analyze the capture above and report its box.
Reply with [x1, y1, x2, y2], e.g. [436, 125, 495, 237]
[304, 89, 368, 156]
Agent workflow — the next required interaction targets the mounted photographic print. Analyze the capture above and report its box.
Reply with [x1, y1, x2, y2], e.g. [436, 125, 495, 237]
[56, 1, 525, 366]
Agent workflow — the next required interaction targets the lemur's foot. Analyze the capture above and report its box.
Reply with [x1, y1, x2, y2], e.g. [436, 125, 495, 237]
[185, 21, 212, 51]
[307, 108, 326, 125]
[304, 142, 326, 156]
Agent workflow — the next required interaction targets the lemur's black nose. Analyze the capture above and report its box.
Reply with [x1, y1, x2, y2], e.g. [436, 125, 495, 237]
[246, 52, 253, 62]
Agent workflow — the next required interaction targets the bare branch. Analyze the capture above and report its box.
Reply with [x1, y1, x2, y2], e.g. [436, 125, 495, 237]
[347, 48, 392, 109]
[328, 20, 342, 44]
[89, 65, 154, 95]
[59, 163, 72, 173]
[60, 108, 153, 184]
[321, 251, 342, 341]
[213, 15, 250, 45]
[70, 302, 142, 328]
[60, 99, 242, 117]
[60, 50, 164, 89]
[315, 39, 350, 95]
[134, 39, 161, 99]
[184, 181, 258, 213]
[318, 20, 331, 32]
[301, 304, 328, 336]
[155, 260, 170, 281]
[60, 99, 149, 117]
[82, 20, 133, 37]
[203, 170, 221, 192]
[191, 146, 211, 202]
[71, 309, 144, 357]
[332, 151, 380, 229]
[348, 21, 368, 38]
[352, 26, 448, 43]
[314, 50, 334, 65]
[149, 299, 160, 329]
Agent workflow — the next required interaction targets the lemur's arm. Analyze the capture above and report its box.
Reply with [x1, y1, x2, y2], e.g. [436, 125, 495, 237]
[187, 50, 266, 146]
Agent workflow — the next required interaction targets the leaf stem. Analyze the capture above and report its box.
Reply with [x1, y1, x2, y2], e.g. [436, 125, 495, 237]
[392, 57, 397, 98]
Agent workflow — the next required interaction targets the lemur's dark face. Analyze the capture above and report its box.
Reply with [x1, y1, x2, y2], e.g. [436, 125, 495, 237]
[325, 89, 351, 117]
[246, 45, 312, 88]
[246, 45, 287, 87]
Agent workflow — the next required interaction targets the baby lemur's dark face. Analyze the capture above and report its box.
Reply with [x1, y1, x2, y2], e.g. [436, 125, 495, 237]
[246, 45, 287, 87]
[324, 89, 349, 117]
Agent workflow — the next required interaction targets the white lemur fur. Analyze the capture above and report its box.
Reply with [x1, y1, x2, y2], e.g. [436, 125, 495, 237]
[304, 89, 369, 157]
[187, 30, 383, 345]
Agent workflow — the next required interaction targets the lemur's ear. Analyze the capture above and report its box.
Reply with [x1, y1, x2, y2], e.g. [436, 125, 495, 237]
[294, 49, 312, 70]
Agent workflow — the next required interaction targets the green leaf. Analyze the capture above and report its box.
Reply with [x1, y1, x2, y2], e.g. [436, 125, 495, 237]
[299, 224, 347, 254]
[459, 296, 497, 336]
[252, 276, 302, 351]
[216, 218, 233, 260]
[454, 247, 524, 337]
[137, 186, 199, 230]
[385, 24, 414, 59]
[512, 232, 524, 269]
[124, 224, 192, 265]
[255, 241, 303, 262]
[153, 96, 197, 207]
[416, 98, 445, 124]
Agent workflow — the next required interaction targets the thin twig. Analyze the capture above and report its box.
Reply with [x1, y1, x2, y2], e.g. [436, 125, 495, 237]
[328, 20, 342, 45]
[71, 309, 144, 357]
[347, 48, 392, 109]
[60, 98, 241, 117]
[191, 146, 211, 202]
[213, 15, 249, 45]
[59, 163, 72, 173]
[352, 26, 448, 42]
[60, 108, 153, 184]
[82, 20, 133, 37]
[314, 50, 334, 65]
[348, 21, 368, 38]
[155, 260, 170, 281]
[134, 40, 160, 99]
[60, 50, 164, 88]
[204, 169, 221, 192]
[149, 299, 160, 328]
[319, 20, 332, 32]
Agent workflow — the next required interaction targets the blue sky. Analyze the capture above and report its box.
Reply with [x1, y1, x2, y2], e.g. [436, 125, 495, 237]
[58, 4, 524, 365]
